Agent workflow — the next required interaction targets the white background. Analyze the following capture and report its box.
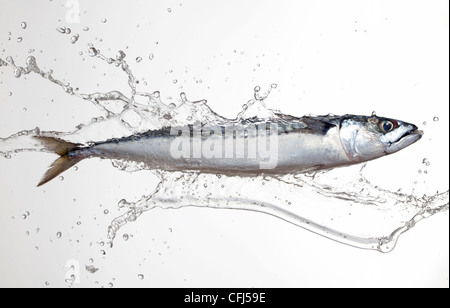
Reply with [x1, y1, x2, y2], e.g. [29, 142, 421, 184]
[0, 0, 448, 287]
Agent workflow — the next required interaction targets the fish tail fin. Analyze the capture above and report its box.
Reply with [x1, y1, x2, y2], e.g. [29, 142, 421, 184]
[34, 136, 84, 187]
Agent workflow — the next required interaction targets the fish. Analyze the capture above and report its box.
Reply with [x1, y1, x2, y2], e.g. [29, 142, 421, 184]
[34, 113, 422, 186]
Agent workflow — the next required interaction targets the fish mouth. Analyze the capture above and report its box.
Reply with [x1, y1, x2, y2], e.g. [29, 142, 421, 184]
[386, 125, 423, 154]
[399, 126, 423, 141]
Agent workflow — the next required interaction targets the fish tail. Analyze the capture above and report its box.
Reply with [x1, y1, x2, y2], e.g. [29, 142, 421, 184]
[34, 136, 84, 187]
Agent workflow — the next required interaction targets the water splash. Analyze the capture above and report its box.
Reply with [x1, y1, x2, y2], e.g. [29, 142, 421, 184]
[0, 49, 448, 253]
[106, 167, 448, 253]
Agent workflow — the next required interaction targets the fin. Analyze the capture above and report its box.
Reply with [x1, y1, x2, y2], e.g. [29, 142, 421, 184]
[34, 136, 84, 186]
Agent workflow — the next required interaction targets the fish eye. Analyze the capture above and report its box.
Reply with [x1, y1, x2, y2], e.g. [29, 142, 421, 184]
[379, 120, 394, 133]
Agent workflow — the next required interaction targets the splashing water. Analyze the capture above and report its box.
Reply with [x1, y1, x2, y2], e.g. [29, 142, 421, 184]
[0, 49, 448, 253]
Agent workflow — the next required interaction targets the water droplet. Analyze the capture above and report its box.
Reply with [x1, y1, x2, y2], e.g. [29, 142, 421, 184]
[149, 53, 154, 60]
[135, 56, 142, 63]
[254, 86, 261, 92]
[433, 116, 439, 122]
[138, 274, 144, 280]
[56, 232, 62, 238]
[271, 83, 278, 89]
[173, 79, 177, 84]
[45, 281, 50, 286]
[116, 50, 126, 61]
[85, 265, 99, 274]
[17, 37, 23, 43]
[123, 234, 129, 241]
[371, 111, 377, 116]
[77, 221, 81, 225]
[118, 199, 128, 208]
[65, 28, 71, 34]
[26, 55, 36, 66]
[70, 35, 79, 44]
[88, 47, 99, 57]
[168, 228, 173, 232]
[101, 18, 107, 23]
[8, 92, 12, 96]
[56, 27, 66, 34]
[14, 69, 22, 78]
[59, 176, 64, 181]
[83, 27, 89, 31]
[167, 8, 172, 13]
[180, 92, 187, 102]
[203, 183, 208, 188]
[422, 158, 430, 166]
[104, 209, 109, 215]
[22, 107, 27, 112]
[21, 22, 27, 29]
[108, 282, 113, 288]
[65, 275, 75, 284]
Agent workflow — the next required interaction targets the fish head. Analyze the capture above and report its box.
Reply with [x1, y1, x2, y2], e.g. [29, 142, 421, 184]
[339, 115, 422, 162]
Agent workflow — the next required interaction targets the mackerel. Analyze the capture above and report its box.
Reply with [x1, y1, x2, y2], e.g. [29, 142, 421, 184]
[35, 113, 422, 186]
